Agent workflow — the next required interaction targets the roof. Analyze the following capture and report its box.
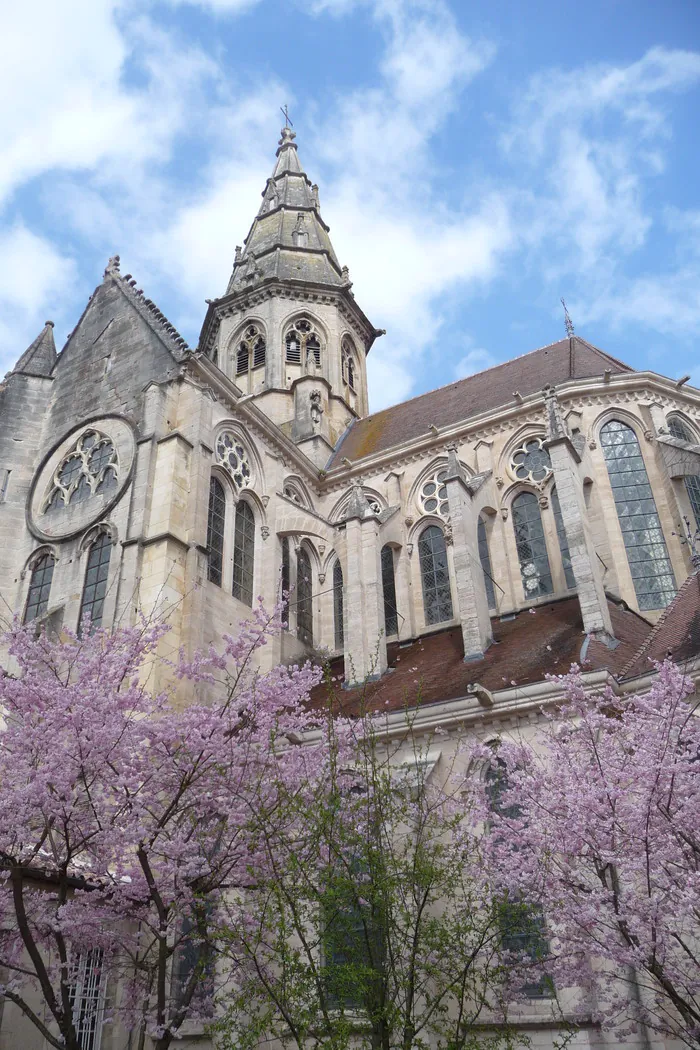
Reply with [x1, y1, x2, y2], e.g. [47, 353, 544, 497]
[309, 595, 651, 717]
[329, 336, 633, 465]
[12, 320, 57, 377]
[621, 570, 700, 679]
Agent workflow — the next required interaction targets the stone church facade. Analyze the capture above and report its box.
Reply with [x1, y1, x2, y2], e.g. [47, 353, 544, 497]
[3, 125, 700, 1049]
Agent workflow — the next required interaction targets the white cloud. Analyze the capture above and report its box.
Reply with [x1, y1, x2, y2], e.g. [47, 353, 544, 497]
[453, 347, 498, 379]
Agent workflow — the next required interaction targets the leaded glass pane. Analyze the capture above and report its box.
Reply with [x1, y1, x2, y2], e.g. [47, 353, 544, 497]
[600, 420, 676, 610]
[668, 417, 695, 441]
[79, 534, 112, 634]
[333, 560, 344, 650]
[418, 526, 453, 625]
[281, 538, 290, 629]
[206, 477, 225, 586]
[232, 501, 255, 607]
[297, 547, 313, 647]
[551, 488, 576, 589]
[24, 553, 55, 624]
[512, 492, 553, 599]
[477, 517, 496, 610]
[381, 545, 399, 635]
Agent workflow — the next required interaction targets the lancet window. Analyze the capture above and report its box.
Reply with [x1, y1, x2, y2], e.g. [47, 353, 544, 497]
[281, 537, 290, 630]
[285, 318, 321, 368]
[512, 492, 553, 599]
[79, 532, 112, 634]
[296, 547, 313, 646]
[333, 560, 344, 650]
[551, 488, 576, 589]
[206, 477, 225, 586]
[232, 501, 255, 607]
[418, 525, 453, 625]
[667, 416, 700, 530]
[600, 420, 676, 610]
[24, 552, 55, 624]
[477, 517, 496, 611]
[341, 339, 357, 391]
[381, 545, 399, 636]
[45, 430, 118, 512]
[235, 324, 266, 377]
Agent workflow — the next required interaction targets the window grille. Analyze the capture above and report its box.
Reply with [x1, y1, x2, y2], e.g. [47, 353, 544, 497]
[477, 517, 496, 610]
[232, 501, 255, 607]
[418, 526, 453, 625]
[600, 420, 676, 610]
[79, 533, 112, 634]
[333, 560, 344, 650]
[512, 492, 553, 599]
[296, 547, 313, 646]
[69, 948, 106, 1050]
[206, 477, 225, 586]
[668, 416, 700, 530]
[381, 545, 399, 636]
[24, 553, 55, 623]
[551, 488, 576, 589]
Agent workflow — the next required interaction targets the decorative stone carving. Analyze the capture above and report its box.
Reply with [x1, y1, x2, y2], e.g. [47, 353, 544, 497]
[260, 525, 270, 541]
[309, 390, 323, 428]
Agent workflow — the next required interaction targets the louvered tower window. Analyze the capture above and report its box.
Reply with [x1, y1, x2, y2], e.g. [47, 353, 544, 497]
[551, 488, 576, 589]
[512, 492, 553, 599]
[477, 517, 496, 610]
[79, 533, 112, 634]
[600, 420, 676, 610]
[381, 545, 399, 636]
[668, 416, 700, 531]
[333, 560, 344, 650]
[24, 553, 55, 623]
[296, 547, 313, 646]
[232, 501, 255, 607]
[418, 526, 453, 625]
[206, 477, 225, 586]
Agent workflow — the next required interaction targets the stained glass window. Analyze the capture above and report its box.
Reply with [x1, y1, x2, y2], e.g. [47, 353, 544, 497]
[512, 492, 553, 599]
[281, 537, 290, 630]
[477, 517, 496, 610]
[600, 420, 676, 610]
[79, 533, 112, 634]
[333, 560, 344, 650]
[668, 416, 700, 530]
[215, 432, 252, 493]
[296, 547, 313, 646]
[24, 553, 55, 623]
[551, 488, 576, 589]
[206, 477, 225, 586]
[418, 526, 453, 625]
[232, 501, 255, 607]
[381, 545, 399, 636]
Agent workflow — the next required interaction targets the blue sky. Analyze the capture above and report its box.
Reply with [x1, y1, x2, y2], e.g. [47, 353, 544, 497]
[1, 0, 699, 411]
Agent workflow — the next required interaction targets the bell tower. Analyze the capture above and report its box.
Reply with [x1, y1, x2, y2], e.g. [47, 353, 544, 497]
[199, 125, 383, 464]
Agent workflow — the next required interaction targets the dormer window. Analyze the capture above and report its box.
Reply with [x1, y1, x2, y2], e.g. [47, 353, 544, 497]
[235, 324, 266, 377]
[285, 318, 322, 368]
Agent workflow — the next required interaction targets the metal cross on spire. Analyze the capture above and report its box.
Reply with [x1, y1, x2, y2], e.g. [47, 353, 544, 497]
[280, 104, 294, 129]
[561, 298, 575, 338]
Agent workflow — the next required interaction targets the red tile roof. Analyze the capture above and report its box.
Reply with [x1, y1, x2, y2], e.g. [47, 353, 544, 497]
[330, 336, 633, 465]
[621, 571, 700, 679]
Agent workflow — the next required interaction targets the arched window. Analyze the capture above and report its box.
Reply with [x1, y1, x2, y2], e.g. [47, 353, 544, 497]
[551, 488, 575, 589]
[418, 526, 453, 625]
[24, 552, 55, 624]
[206, 477, 225, 586]
[341, 340, 357, 391]
[281, 537, 290, 630]
[333, 560, 344, 650]
[477, 517, 496, 611]
[79, 532, 112, 634]
[512, 492, 553, 599]
[232, 501, 255, 607]
[600, 420, 676, 610]
[296, 547, 313, 647]
[235, 324, 266, 378]
[285, 318, 322, 368]
[236, 344, 248, 376]
[381, 545, 399, 636]
[668, 416, 700, 530]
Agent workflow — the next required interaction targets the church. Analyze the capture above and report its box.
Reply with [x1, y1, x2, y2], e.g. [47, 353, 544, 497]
[2, 122, 700, 1049]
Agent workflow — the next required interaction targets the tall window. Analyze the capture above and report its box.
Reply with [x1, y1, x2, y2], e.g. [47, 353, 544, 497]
[285, 318, 322, 368]
[600, 420, 676, 610]
[232, 501, 255, 607]
[24, 552, 55, 623]
[296, 547, 313, 646]
[341, 340, 357, 391]
[381, 545, 399, 636]
[333, 560, 344, 650]
[79, 533, 112, 634]
[668, 416, 700, 531]
[512, 492, 553, 600]
[418, 526, 453, 625]
[551, 488, 576, 589]
[235, 324, 266, 377]
[206, 477, 225, 586]
[477, 517, 496, 611]
[69, 948, 107, 1050]
[281, 537, 290, 629]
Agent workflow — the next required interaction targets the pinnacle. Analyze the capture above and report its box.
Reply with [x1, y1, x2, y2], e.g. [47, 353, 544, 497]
[12, 319, 57, 378]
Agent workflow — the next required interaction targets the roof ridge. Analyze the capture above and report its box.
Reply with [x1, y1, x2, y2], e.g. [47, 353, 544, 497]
[104, 256, 191, 355]
[573, 335, 634, 375]
[619, 571, 700, 679]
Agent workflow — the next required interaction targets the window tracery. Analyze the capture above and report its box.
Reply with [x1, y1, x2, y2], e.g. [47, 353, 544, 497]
[341, 339, 357, 391]
[510, 437, 552, 485]
[418, 525, 453, 625]
[285, 318, 321, 368]
[235, 324, 266, 376]
[512, 492, 553, 599]
[419, 469, 449, 519]
[215, 432, 252, 493]
[44, 430, 118, 512]
[667, 416, 700, 530]
[283, 484, 304, 506]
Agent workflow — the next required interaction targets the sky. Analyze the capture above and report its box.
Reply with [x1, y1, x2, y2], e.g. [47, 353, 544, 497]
[1, 0, 699, 413]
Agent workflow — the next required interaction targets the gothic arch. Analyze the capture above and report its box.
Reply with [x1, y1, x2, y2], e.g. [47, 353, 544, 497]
[226, 316, 267, 368]
[407, 514, 449, 547]
[212, 421, 265, 493]
[329, 486, 385, 522]
[408, 456, 472, 519]
[78, 521, 118, 556]
[592, 406, 647, 446]
[22, 544, 59, 579]
[281, 475, 313, 509]
[666, 411, 700, 441]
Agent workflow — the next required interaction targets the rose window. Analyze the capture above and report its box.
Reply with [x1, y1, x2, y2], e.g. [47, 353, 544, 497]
[44, 430, 118, 512]
[510, 437, 552, 484]
[420, 470, 449, 519]
[216, 432, 252, 492]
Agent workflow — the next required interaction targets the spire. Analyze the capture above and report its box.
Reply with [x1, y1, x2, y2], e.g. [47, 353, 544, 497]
[226, 125, 348, 295]
[12, 320, 57, 378]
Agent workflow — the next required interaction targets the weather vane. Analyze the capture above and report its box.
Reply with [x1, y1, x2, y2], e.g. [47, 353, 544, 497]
[561, 298, 575, 338]
[280, 104, 293, 129]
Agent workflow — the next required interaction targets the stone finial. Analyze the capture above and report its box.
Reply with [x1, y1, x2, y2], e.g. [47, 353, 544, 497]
[234, 246, 242, 265]
[278, 126, 297, 147]
[104, 254, 120, 277]
[345, 484, 371, 521]
[543, 384, 566, 442]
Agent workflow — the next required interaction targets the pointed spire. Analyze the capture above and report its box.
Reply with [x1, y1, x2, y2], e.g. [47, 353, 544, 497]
[12, 320, 57, 378]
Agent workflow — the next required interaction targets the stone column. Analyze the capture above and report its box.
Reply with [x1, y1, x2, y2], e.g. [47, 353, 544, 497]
[343, 486, 387, 685]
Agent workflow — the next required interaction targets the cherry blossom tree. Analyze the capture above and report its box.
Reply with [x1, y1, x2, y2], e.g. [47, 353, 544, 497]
[0, 604, 326, 1050]
[487, 661, 700, 1048]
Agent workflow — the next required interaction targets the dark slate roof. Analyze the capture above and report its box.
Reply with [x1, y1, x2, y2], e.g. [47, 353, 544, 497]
[309, 595, 651, 716]
[621, 571, 700, 679]
[329, 336, 633, 465]
[12, 320, 57, 377]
